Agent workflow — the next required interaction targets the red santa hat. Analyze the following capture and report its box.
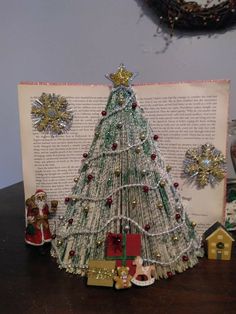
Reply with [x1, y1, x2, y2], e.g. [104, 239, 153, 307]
[35, 189, 46, 196]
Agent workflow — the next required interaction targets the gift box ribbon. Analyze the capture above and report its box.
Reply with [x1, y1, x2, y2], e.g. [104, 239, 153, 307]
[106, 233, 137, 266]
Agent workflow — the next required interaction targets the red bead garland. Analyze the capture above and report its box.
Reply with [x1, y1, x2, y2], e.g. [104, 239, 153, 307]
[144, 224, 151, 231]
[132, 102, 137, 109]
[175, 213, 181, 220]
[173, 182, 179, 188]
[69, 250, 75, 257]
[167, 271, 173, 278]
[153, 134, 159, 141]
[68, 218, 73, 224]
[143, 185, 149, 193]
[101, 110, 107, 116]
[112, 143, 118, 150]
[182, 255, 189, 262]
[151, 153, 157, 160]
[106, 197, 113, 206]
[64, 197, 70, 204]
[87, 174, 94, 182]
[83, 153, 88, 158]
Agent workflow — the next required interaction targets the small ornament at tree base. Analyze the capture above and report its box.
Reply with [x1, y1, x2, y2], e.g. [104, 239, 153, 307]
[114, 266, 132, 290]
[31, 93, 73, 136]
[87, 260, 116, 287]
[183, 143, 226, 188]
[131, 256, 156, 286]
[25, 189, 58, 247]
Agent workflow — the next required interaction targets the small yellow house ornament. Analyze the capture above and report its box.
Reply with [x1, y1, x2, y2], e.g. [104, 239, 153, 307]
[204, 222, 234, 260]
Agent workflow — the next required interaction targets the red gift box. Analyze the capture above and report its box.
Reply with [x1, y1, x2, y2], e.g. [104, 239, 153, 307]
[106, 233, 141, 276]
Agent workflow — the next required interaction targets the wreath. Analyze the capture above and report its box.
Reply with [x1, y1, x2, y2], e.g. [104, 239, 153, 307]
[143, 0, 236, 33]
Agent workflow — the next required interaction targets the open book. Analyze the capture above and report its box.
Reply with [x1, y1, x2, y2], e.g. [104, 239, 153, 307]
[18, 80, 229, 235]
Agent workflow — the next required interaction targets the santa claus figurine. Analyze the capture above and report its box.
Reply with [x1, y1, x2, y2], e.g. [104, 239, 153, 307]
[25, 189, 58, 246]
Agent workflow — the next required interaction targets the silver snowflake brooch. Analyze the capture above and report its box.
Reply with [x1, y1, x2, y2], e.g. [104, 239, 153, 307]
[31, 93, 73, 136]
[183, 143, 226, 188]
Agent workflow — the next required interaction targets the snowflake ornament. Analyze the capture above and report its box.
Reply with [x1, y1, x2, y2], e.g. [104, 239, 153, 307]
[31, 93, 73, 136]
[183, 143, 226, 188]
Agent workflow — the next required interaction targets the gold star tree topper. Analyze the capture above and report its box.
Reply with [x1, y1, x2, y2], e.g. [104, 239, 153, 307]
[107, 64, 134, 87]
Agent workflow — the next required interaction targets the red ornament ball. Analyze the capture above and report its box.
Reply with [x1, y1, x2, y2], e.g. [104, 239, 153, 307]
[87, 174, 94, 181]
[132, 102, 137, 109]
[83, 153, 88, 158]
[144, 224, 151, 231]
[175, 213, 181, 220]
[182, 255, 189, 262]
[153, 134, 159, 141]
[68, 218, 73, 225]
[151, 153, 157, 160]
[106, 197, 113, 206]
[101, 110, 107, 116]
[167, 271, 173, 278]
[69, 250, 75, 257]
[112, 143, 118, 150]
[143, 185, 149, 193]
[173, 182, 179, 188]
[64, 197, 70, 204]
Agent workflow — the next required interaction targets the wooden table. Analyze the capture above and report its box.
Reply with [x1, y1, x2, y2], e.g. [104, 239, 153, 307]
[1, 182, 236, 314]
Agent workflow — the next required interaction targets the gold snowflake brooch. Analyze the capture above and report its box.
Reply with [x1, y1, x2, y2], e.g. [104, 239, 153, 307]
[31, 93, 73, 136]
[183, 143, 226, 188]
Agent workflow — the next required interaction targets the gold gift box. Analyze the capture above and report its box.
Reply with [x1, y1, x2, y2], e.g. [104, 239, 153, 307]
[87, 260, 116, 287]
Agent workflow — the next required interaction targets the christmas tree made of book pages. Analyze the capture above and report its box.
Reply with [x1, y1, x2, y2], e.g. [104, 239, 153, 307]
[51, 65, 203, 279]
